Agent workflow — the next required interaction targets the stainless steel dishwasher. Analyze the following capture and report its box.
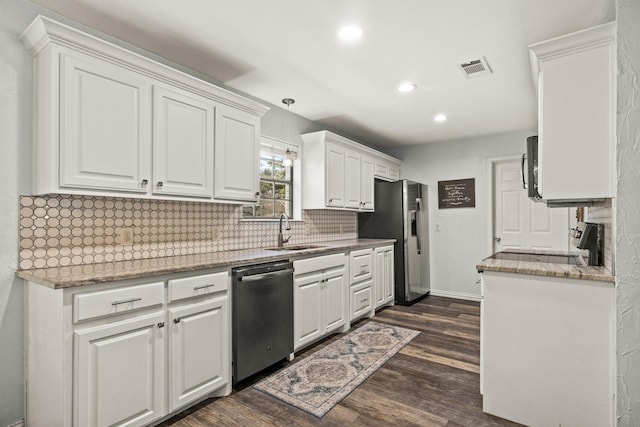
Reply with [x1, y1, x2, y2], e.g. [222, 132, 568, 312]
[232, 260, 294, 385]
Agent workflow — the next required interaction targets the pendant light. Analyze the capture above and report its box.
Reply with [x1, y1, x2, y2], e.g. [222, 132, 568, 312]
[281, 98, 297, 166]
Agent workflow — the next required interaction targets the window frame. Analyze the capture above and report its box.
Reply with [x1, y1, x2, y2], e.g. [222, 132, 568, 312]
[241, 136, 301, 220]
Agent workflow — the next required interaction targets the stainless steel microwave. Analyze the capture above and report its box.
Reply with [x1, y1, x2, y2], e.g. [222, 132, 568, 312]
[523, 135, 542, 201]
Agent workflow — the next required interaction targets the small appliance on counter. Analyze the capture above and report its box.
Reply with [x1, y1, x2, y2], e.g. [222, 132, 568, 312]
[570, 222, 604, 266]
[358, 180, 430, 305]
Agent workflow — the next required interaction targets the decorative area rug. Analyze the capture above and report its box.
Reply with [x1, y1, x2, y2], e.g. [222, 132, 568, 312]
[254, 321, 420, 417]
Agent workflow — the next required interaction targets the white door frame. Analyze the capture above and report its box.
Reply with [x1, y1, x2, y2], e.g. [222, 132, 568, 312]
[486, 155, 524, 256]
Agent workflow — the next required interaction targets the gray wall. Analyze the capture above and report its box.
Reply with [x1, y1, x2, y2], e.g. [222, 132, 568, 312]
[616, 0, 640, 424]
[388, 129, 534, 298]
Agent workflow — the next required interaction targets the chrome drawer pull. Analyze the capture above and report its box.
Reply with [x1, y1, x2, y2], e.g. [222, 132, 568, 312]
[193, 283, 216, 291]
[111, 297, 142, 306]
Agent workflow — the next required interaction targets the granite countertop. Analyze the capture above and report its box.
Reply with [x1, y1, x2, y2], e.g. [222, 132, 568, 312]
[16, 239, 395, 289]
[476, 248, 614, 283]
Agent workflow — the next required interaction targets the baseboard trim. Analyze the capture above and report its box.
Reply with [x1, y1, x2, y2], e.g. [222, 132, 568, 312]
[429, 290, 482, 302]
[8, 420, 25, 427]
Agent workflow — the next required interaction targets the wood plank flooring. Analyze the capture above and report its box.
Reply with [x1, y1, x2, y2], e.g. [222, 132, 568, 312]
[160, 296, 521, 427]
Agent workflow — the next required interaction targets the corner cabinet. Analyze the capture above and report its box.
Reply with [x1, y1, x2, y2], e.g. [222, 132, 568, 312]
[301, 131, 401, 211]
[528, 22, 615, 202]
[21, 16, 267, 203]
[26, 270, 231, 427]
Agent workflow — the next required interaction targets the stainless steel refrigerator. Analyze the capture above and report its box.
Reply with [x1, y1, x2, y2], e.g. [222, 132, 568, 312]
[358, 180, 430, 305]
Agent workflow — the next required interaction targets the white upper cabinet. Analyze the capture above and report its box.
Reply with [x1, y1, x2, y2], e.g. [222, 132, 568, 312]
[21, 16, 268, 202]
[60, 52, 152, 193]
[325, 142, 346, 208]
[214, 106, 260, 202]
[153, 85, 214, 198]
[360, 155, 375, 210]
[345, 149, 362, 209]
[301, 131, 400, 211]
[529, 22, 615, 202]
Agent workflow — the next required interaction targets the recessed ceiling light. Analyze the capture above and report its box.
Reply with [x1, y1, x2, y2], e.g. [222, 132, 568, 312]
[398, 82, 417, 93]
[338, 25, 363, 41]
[434, 114, 448, 122]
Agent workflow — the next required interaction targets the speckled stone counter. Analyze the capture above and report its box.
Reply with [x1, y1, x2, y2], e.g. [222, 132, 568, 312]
[16, 239, 395, 289]
[476, 249, 614, 283]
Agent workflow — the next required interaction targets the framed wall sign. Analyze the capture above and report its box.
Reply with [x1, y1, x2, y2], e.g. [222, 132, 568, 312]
[438, 178, 476, 209]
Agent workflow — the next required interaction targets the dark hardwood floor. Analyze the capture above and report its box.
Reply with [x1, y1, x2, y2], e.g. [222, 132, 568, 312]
[161, 296, 521, 427]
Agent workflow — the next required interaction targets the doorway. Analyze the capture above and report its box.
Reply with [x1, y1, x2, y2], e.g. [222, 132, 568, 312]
[488, 156, 569, 254]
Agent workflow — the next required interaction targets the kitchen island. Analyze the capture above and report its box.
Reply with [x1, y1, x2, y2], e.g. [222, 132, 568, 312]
[476, 250, 614, 427]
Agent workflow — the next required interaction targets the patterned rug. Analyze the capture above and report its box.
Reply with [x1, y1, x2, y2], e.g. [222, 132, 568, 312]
[254, 321, 420, 417]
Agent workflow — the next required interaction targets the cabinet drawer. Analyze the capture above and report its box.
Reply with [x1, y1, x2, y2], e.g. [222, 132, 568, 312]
[350, 280, 373, 321]
[350, 249, 373, 283]
[294, 253, 346, 276]
[168, 271, 228, 302]
[73, 282, 164, 323]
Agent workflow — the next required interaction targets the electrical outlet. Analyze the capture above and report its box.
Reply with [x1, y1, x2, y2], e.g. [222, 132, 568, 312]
[211, 226, 220, 240]
[435, 224, 441, 232]
[118, 227, 133, 245]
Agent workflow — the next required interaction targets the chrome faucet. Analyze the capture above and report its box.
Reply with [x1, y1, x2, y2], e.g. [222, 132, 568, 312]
[278, 213, 291, 248]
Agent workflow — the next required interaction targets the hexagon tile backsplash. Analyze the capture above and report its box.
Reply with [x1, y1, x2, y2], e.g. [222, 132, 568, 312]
[18, 195, 357, 270]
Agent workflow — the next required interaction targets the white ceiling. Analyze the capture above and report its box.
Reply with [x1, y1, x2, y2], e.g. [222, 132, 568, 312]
[30, 0, 614, 148]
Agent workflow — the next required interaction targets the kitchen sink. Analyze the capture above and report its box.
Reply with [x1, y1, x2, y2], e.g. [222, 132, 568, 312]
[264, 244, 326, 252]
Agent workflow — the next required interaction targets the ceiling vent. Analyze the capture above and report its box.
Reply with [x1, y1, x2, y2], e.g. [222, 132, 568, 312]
[457, 57, 492, 79]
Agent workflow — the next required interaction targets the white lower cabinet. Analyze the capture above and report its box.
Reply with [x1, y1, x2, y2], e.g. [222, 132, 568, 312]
[74, 312, 166, 427]
[374, 245, 394, 308]
[167, 296, 229, 412]
[26, 270, 231, 427]
[293, 254, 347, 351]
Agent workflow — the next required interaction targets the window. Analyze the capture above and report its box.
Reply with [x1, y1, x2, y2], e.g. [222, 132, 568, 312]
[242, 137, 297, 219]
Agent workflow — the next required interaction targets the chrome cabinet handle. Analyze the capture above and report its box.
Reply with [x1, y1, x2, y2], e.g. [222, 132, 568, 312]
[157, 181, 163, 188]
[494, 236, 501, 242]
[157, 322, 165, 328]
[329, 198, 334, 204]
[141, 179, 148, 186]
[173, 318, 180, 324]
[111, 297, 142, 306]
[193, 283, 216, 291]
[239, 268, 295, 282]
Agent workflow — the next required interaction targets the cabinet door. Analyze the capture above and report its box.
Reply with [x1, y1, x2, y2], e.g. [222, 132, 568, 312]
[74, 312, 165, 427]
[361, 155, 375, 210]
[153, 85, 214, 198]
[168, 296, 229, 412]
[345, 149, 362, 209]
[325, 142, 345, 207]
[60, 53, 151, 193]
[214, 106, 260, 201]
[294, 273, 324, 350]
[323, 267, 347, 333]
[374, 248, 386, 308]
[384, 248, 395, 304]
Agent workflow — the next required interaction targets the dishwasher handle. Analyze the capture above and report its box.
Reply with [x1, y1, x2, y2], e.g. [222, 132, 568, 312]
[238, 268, 294, 282]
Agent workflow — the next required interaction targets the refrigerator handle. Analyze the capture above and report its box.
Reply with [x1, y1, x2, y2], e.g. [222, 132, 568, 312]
[415, 198, 422, 254]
